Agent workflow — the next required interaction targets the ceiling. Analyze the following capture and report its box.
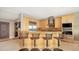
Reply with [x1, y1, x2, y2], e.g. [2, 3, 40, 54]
[0, 7, 79, 20]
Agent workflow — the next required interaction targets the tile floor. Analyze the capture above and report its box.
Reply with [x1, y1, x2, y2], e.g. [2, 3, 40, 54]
[0, 39, 20, 51]
[0, 39, 79, 51]
[60, 41, 79, 51]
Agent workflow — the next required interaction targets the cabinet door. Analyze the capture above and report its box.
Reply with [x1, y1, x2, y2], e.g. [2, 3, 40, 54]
[39, 20, 48, 28]
[62, 15, 73, 23]
[55, 17, 62, 29]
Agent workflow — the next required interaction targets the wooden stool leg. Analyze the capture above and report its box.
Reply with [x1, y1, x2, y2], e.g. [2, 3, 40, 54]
[34, 39, 36, 47]
[46, 40, 48, 47]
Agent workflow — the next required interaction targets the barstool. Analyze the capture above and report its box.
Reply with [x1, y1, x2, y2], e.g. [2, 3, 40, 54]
[53, 48, 63, 51]
[22, 32, 29, 46]
[30, 33, 40, 51]
[53, 33, 63, 51]
[19, 48, 29, 51]
[19, 32, 29, 51]
[42, 33, 52, 51]
[18, 32, 28, 40]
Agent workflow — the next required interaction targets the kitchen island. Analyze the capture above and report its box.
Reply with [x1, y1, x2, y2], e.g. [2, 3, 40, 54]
[23, 31, 62, 50]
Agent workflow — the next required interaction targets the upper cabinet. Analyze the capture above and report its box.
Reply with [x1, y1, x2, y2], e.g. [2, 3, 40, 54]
[21, 16, 30, 32]
[21, 16, 62, 32]
[39, 19, 48, 29]
[62, 14, 75, 23]
[38, 17, 62, 31]
[55, 17, 62, 29]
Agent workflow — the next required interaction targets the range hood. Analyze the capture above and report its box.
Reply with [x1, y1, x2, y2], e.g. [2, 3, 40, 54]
[48, 16, 55, 29]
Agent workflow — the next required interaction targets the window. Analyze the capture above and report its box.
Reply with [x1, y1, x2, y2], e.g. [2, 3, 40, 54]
[29, 21, 37, 31]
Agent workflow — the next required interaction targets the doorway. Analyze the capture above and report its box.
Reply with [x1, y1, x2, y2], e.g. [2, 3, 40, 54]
[0, 22, 9, 39]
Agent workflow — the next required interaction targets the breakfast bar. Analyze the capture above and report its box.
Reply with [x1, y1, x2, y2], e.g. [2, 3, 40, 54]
[18, 16, 62, 51]
[19, 31, 61, 50]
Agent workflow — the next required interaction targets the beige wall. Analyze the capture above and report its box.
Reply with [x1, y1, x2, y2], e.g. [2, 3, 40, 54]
[9, 21, 15, 38]
[72, 13, 79, 41]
